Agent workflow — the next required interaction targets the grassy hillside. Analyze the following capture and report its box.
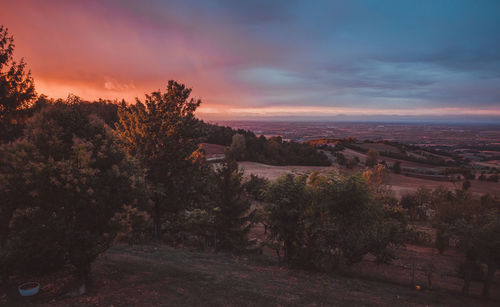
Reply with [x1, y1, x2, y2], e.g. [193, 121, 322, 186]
[3, 245, 497, 306]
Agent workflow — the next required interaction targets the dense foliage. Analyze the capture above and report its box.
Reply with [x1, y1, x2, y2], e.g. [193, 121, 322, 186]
[0, 105, 145, 288]
[265, 172, 407, 270]
[116, 81, 203, 238]
[201, 121, 331, 166]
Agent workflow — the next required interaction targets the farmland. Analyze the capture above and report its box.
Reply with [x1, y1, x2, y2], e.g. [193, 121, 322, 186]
[239, 161, 500, 198]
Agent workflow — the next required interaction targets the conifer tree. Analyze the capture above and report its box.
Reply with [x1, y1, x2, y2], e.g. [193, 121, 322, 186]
[0, 25, 36, 142]
[211, 158, 253, 251]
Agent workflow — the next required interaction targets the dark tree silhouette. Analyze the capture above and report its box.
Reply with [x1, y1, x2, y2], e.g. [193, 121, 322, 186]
[0, 26, 36, 142]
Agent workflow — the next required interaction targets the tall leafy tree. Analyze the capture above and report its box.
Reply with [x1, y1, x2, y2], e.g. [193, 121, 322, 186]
[116, 80, 202, 238]
[0, 104, 144, 290]
[0, 26, 36, 142]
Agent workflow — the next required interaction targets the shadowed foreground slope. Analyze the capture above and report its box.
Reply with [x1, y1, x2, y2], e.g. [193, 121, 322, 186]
[2, 245, 498, 306]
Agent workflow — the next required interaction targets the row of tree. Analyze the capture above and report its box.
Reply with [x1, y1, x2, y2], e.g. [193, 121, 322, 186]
[202, 122, 331, 166]
[228, 133, 331, 166]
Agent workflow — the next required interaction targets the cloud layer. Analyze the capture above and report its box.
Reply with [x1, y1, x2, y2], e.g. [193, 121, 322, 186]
[1, 0, 499, 120]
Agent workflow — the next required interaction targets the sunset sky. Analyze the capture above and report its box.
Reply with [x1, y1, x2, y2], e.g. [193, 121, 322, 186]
[1, 0, 500, 121]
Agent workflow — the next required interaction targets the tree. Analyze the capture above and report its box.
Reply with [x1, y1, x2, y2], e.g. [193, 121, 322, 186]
[434, 189, 500, 297]
[229, 133, 246, 160]
[393, 161, 401, 174]
[346, 156, 359, 169]
[462, 180, 471, 191]
[243, 174, 269, 201]
[400, 187, 433, 221]
[210, 159, 254, 251]
[474, 206, 500, 298]
[262, 171, 407, 270]
[365, 149, 379, 167]
[116, 81, 202, 239]
[363, 164, 390, 196]
[265, 174, 309, 265]
[0, 26, 36, 142]
[0, 104, 144, 290]
[309, 173, 405, 265]
[335, 152, 347, 166]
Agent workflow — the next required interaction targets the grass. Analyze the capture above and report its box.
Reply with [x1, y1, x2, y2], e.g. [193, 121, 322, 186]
[3, 244, 498, 306]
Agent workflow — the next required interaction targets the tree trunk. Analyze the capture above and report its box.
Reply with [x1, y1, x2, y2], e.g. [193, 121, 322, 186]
[411, 259, 415, 288]
[0, 272, 8, 290]
[79, 262, 91, 287]
[284, 241, 293, 266]
[153, 202, 161, 241]
[462, 260, 473, 296]
[62, 263, 90, 298]
[482, 260, 497, 298]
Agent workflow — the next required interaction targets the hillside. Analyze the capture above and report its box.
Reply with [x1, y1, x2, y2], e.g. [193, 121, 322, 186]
[2, 245, 498, 306]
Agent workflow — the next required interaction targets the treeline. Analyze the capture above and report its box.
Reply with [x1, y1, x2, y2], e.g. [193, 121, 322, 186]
[200, 121, 331, 166]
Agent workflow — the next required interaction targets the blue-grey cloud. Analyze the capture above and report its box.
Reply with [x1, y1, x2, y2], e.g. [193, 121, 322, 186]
[2, 0, 499, 114]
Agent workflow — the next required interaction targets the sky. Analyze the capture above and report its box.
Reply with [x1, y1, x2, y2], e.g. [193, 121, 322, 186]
[1, 0, 500, 121]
